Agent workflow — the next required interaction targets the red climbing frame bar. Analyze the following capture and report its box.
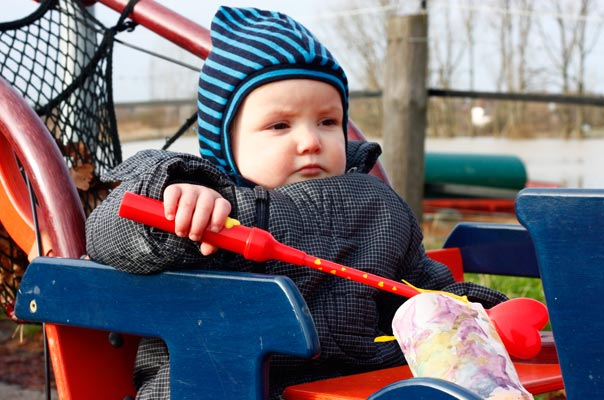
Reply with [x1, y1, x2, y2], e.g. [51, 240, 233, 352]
[97, 0, 211, 59]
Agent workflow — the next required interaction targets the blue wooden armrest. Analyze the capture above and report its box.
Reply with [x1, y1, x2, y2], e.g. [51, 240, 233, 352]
[443, 222, 539, 277]
[517, 188, 604, 399]
[368, 377, 481, 400]
[15, 257, 320, 400]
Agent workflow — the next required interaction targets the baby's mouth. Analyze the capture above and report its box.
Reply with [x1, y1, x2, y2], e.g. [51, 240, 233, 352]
[297, 164, 324, 176]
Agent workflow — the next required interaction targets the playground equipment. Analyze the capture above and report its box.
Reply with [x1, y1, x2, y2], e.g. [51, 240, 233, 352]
[3, 0, 599, 398]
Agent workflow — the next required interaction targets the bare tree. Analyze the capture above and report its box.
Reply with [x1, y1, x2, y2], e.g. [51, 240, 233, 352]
[326, 0, 604, 141]
[460, 0, 478, 137]
[490, 0, 536, 137]
[574, 0, 602, 137]
[536, 0, 601, 138]
[431, 2, 466, 137]
[461, 0, 476, 91]
[326, 0, 408, 91]
[490, 0, 513, 136]
[322, 0, 417, 138]
[512, 0, 535, 137]
[515, 0, 535, 94]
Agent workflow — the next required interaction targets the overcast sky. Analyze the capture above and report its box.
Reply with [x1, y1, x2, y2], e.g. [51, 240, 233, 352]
[4, 1, 603, 102]
[2, 0, 371, 102]
[106, 2, 328, 99]
[99, 1, 347, 102]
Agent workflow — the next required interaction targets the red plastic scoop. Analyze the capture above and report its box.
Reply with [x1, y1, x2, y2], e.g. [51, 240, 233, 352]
[118, 191, 548, 359]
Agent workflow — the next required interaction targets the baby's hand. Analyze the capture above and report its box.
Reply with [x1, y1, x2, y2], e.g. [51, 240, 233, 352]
[163, 183, 232, 255]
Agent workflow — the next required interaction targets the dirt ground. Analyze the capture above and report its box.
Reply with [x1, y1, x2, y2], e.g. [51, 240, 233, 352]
[0, 319, 54, 392]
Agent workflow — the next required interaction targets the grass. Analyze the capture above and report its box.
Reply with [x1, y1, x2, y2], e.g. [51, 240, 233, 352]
[0, 312, 42, 342]
[464, 273, 545, 303]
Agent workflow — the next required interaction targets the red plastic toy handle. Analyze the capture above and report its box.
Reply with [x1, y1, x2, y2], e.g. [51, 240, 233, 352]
[118, 191, 284, 261]
[118, 192, 548, 359]
[118, 192, 421, 298]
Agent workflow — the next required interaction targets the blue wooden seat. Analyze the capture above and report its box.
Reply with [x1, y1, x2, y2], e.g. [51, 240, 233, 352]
[517, 188, 604, 399]
[424, 221, 539, 285]
[15, 257, 320, 399]
[14, 257, 497, 400]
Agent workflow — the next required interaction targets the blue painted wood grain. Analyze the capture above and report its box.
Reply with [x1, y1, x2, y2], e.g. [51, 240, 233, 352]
[443, 222, 539, 277]
[517, 188, 604, 399]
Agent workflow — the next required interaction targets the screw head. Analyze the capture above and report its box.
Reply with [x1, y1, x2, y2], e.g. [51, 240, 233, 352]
[29, 299, 37, 313]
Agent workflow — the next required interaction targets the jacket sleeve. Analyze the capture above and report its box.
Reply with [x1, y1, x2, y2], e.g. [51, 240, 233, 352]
[85, 150, 239, 274]
[86, 141, 381, 275]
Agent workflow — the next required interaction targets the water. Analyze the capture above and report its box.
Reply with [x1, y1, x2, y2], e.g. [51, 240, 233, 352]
[426, 137, 604, 188]
[121, 136, 604, 189]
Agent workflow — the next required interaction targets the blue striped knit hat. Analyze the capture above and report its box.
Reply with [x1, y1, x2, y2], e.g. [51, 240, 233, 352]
[198, 6, 349, 176]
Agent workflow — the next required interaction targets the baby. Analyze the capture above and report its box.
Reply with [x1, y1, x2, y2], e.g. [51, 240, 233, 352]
[86, 6, 507, 399]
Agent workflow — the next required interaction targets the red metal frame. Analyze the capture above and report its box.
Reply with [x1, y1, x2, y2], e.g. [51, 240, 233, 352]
[423, 198, 516, 215]
[0, 133, 37, 253]
[97, 0, 211, 59]
[0, 77, 85, 258]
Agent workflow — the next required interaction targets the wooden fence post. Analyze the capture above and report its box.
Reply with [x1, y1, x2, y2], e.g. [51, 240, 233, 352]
[382, 13, 428, 222]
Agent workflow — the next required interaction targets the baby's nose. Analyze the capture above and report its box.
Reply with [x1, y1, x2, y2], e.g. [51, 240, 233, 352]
[296, 126, 321, 153]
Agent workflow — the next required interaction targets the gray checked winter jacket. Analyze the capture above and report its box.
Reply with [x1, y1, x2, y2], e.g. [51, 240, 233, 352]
[85, 141, 507, 399]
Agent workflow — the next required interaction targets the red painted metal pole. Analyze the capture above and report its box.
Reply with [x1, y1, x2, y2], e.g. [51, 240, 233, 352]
[0, 77, 86, 258]
[97, 0, 211, 60]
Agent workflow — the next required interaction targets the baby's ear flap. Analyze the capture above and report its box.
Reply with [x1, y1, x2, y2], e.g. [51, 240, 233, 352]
[345, 140, 382, 174]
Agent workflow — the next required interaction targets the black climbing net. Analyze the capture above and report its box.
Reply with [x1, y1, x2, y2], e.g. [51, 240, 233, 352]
[0, 0, 133, 318]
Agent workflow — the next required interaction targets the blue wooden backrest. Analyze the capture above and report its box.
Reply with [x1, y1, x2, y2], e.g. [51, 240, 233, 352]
[15, 257, 320, 400]
[516, 188, 604, 399]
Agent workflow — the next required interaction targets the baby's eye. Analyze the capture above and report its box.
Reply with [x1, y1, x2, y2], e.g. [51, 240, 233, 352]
[320, 118, 339, 127]
[269, 122, 290, 130]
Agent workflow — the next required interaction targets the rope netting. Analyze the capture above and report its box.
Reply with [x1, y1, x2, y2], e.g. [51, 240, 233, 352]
[0, 0, 130, 318]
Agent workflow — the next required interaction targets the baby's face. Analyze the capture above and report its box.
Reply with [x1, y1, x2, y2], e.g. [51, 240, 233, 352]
[230, 79, 346, 189]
